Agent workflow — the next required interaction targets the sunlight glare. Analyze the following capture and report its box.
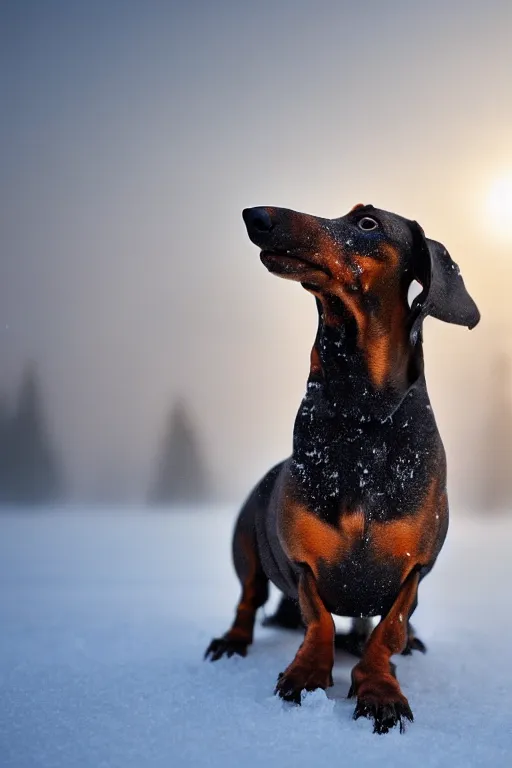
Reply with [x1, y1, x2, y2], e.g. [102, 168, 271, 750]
[485, 172, 512, 243]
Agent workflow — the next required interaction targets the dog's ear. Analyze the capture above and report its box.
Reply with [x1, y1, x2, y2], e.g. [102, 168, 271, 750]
[408, 221, 480, 343]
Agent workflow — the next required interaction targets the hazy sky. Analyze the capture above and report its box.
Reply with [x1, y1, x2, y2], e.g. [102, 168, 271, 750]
[1, 0, 511, 503]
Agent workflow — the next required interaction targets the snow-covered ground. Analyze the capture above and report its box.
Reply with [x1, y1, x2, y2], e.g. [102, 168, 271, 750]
[1, 507, 511, 768]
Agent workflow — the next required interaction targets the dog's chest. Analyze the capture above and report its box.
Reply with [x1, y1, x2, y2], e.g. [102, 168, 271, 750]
[291, 383, 437, 522]
[279, 498, 436, 617]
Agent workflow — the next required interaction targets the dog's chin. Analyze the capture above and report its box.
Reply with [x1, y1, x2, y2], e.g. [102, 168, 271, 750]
[260, 250, 327, 284]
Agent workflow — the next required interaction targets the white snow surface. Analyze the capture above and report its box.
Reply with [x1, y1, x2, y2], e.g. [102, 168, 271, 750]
[1, 506, 511, 768]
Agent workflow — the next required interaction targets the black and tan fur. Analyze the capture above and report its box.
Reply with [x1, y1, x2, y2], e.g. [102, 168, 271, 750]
[205, 203, 480, 734]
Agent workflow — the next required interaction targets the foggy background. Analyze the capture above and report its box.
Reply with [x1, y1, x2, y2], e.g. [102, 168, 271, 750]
[1, 0, 511, 510]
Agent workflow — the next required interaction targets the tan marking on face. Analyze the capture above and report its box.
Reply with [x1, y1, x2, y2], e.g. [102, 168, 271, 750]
[265, 215, 410, 390]
[379, 242, 400, 267]
[315, 233, 370, 335]
[324, 240, 408, 389]
[350, 203, 366, 212]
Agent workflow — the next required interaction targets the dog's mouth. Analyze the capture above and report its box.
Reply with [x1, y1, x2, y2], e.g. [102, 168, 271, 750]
[260, 249, 329, 280]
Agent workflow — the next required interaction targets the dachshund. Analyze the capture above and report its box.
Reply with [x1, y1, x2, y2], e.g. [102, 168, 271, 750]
[205, 203, 480, 734]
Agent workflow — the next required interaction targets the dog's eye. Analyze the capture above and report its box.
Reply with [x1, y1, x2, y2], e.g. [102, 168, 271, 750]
[358, 217, 379, 231]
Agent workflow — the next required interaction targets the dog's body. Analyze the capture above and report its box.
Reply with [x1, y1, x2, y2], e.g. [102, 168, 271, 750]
[206, 204, 479, 733]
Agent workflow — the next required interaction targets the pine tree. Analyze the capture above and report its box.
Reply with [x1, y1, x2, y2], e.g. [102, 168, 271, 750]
[149, 399, 209, 505]
[0, 395, 9, 501]
[7, 364, 62, 504]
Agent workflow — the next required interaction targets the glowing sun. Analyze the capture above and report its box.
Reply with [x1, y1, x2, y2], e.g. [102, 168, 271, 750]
[485, 172, 512, 242]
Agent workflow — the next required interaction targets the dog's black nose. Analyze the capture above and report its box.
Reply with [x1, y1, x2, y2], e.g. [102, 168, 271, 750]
[242, 207, 273, 233]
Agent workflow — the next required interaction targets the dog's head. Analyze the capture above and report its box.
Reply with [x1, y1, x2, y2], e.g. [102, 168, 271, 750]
[243, 203, 479, 344]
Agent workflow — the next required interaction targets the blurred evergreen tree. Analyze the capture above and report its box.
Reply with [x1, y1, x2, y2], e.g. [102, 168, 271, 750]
[0, 395, 9, 499]
[149, 399, 210, 505]
[1, 364, 62, 504]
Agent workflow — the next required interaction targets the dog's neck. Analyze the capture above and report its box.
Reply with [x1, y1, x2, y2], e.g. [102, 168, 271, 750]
[290, 297, 426, 514]
[302, 296, 422, 423]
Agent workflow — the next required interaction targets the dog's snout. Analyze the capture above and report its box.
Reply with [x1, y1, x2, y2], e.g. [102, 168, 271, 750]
[242, 207, 273, 234]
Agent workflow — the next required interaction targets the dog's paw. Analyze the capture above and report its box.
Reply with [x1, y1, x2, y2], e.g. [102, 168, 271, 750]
[353, 695, 413, 734]
[204, 636, 249, 661]
[349, 671, 413, 734]
[274, 665, 333, 704]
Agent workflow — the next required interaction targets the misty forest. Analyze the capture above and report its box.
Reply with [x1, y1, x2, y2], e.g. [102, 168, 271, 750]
[0, 365, 212, 508]
[0, 357, 511, 510]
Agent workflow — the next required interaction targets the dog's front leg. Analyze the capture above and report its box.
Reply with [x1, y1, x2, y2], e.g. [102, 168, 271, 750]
[275, 566, 334, 704]
[349, 569, 419, 734]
